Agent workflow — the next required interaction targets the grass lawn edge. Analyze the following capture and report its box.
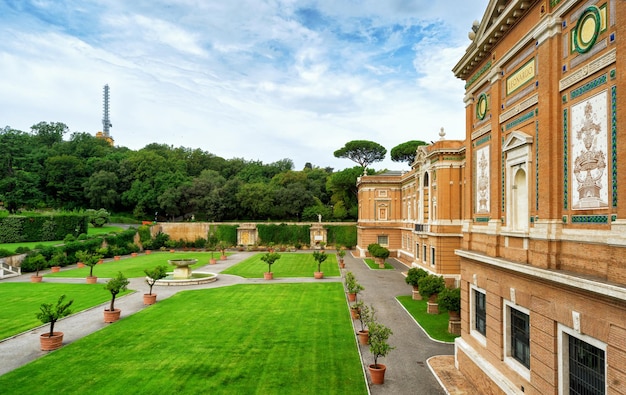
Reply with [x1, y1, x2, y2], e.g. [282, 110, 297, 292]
[395, 296, 458, 344]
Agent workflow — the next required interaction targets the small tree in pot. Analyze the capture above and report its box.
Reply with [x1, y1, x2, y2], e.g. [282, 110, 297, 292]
[312, 251, 327, 279]
[260, 252, 281, 280]
[104, 272, 130, 323]
[405, 267, 428, 300]
[368, 320, 394, 384]
[344, 271, 364, 302]
[356, 304, 375, 345]
[336, 248, 346, 268]
[418, 274, 446, 314]
[144, 265, 168, 305]
[37, 294, 74, 351]
[438, 287, 461, 334]
[30, 254, 47, 283]
[83, 251, 102, 284]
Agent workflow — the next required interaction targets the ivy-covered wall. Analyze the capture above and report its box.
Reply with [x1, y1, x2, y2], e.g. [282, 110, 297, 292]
[0, 214, 89, 243]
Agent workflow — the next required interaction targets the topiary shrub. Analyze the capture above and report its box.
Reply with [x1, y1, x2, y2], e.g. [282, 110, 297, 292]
[438, 287, 461, 313]
[418, 274, 446, 300]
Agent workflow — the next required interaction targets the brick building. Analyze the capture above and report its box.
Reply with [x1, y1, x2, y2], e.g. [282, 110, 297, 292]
[356, 136, 465, 285]
[453, 0, 626, 393]
[357, 0, 626, 393]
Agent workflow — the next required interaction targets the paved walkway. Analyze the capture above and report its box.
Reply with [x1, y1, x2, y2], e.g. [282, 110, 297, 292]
[0, 250, 475, 393]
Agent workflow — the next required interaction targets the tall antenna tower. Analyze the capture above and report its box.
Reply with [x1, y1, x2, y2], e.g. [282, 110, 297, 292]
[102, 84, 112, 137]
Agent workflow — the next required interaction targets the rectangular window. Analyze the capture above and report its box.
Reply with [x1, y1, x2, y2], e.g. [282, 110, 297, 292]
[568, 335, 605, 395]
[423, 245, 427, 263]
[510, 308, 530, 368]
[377, 235, 388, 246]
[475, 289, 486, 336]
[378, 190, 388, 197]
[416, 243, 420, 259]
[430, 246, 436, 266]
[559, 324, 606, 395]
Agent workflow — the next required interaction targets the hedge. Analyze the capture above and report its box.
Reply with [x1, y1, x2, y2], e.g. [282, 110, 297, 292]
[257, 224, 310, 246]
[0, 214, 88, 243]
[326, 225, 357, 248]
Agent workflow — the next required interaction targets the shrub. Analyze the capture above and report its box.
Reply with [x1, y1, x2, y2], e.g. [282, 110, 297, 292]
[86, 208, 110, 228]
[418, 275, 446, 299]
[405, 267, 428, 287]
[14, 246, 31, 254]
[63, 234, 76, 243]
[0, 248, 14, 257]
[438, 287, 461, 312]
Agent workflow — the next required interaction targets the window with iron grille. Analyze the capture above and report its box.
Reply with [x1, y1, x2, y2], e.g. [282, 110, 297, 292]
[568, 335, 605, 395]
[377, 235, 388, 246]
[475, 289, 486, 336]
[510, 308, 530, 368]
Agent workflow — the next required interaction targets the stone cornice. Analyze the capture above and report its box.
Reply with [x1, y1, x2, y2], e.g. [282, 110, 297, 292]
[456, 249, 626, 301]
[499, 93, 538, 124]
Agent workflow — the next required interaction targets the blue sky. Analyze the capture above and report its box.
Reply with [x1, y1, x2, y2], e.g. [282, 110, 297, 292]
[0, 0, 488, 170]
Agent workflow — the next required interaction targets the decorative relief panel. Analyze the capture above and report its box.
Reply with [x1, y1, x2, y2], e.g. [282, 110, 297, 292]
[475, 145, 491, 214]
[570, 91, 608, 210]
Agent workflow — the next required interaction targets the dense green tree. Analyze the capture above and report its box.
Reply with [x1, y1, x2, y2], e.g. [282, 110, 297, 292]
[83, 170, 119, 210]
[390, 140, 427, 165]
[334, 140, 387, 169]
[30, 121, 68, 148]
[44, 154, 88, 208]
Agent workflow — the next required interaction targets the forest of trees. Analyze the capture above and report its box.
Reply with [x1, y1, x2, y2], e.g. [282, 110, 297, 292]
[0, 122, 376, 222]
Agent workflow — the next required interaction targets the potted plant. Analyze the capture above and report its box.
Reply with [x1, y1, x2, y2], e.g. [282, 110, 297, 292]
[144, 265, 168, 305]
[418, 274, 446, 314]
[218, 242, 228, 260]
[337, 248, 346, 268]
[260, 252, 281, 280]
[36, 294, 74, 351]
[368, 320, 394, 385]
[369, 244, 390, 268]
[405, 267, 428, 300]
[350, 300, 363, 320]
[312, 251, 327, 279]
[49, 251, 65, 273]
[29, 253, 47, 283]
[344, 271, 364, 302]
[438, 287, 461, 334]
[104, 271, 130, 323]
[356, 304, 375, 345]
[83, 252, 102, 284]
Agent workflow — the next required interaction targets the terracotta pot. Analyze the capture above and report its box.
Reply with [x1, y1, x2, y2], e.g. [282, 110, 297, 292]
[31, 275, 43, 283]
[210, 258, 217, 264]
[220, 255, 227, 260]
[50, 266, 61, 273]
[357, 330, 369, 345]
[350, 307, 360, 319]
[339, 262, 345, 269]
[347, 293, 357, 302]
[113, 256, 121, 261]
[314, 271, 324, 279]
[368, 364, 386, 385]
[104, 308, 121, 323]
[143, 293, 157, 305]
[264, 272, 274, 280]
[77, 262, 85, 268]
[40, 332, 64, 351]
[170, 249, 175, 253]
[131, 253, 138, 257]
[145, 250, 152, 255]
[86, 276, 98, 284]
[97, 259, 104, 264]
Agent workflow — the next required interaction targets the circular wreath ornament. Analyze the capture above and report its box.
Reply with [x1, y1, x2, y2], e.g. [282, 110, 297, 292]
[574, 6, 601, 54]
[476, 93, 488, 120]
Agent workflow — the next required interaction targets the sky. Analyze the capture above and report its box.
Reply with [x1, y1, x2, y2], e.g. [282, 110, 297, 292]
[0, 0, 489, 171]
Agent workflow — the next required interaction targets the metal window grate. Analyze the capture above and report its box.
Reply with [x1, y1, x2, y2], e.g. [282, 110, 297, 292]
[569, 335, 605, 395]
[475, 290, 486, 335]
[510, 308, 530, 368]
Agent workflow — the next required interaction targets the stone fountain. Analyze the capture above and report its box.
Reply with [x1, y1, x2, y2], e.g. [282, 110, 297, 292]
[154, 258, 218, 286]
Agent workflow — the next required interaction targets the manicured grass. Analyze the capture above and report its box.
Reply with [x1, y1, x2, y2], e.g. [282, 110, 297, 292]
[397, 295, 459, 343]
[221, 252, 341, 278]
[0, 283, 367, 395]
[363, 258, 394, 270]
[45, 252, 214, 279]
[0, 283, 132, 341]
[0, 225, 123, 253]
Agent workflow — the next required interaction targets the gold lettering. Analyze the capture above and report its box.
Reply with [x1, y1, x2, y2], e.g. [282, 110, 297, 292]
[506, 60, 535, 95]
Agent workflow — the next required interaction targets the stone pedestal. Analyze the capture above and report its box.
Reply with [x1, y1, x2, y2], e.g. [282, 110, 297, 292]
[448, 319, 461, 335]
[427, 302, 439, 314]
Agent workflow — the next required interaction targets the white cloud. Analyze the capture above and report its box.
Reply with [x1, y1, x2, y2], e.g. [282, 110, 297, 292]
[0, 0, 489, 170]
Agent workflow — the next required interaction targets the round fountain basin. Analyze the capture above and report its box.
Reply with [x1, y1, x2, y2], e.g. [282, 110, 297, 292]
[154, 272, 218, 286]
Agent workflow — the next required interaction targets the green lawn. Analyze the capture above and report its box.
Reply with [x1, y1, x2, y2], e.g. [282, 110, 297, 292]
[0, 283, 132, 341]
[363, 258, 394, 270]
[45, 252, 214, 279]
[221, 252, 341, 278]
[397, 295, 459, 343]
[0, 225, 124, 253]
[0, 283, 367, 395]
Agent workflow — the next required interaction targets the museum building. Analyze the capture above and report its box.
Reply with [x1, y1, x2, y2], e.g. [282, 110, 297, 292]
[357, 0, 626, 393]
